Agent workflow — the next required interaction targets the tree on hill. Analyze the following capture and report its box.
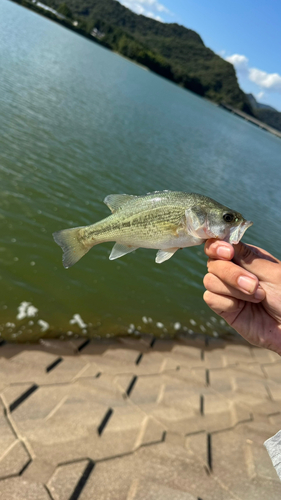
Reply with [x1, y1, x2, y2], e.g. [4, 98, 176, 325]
[57, 2, 73, 18]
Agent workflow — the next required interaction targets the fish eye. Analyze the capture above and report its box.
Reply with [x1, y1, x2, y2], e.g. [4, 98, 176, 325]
[223, 213, 235, 223]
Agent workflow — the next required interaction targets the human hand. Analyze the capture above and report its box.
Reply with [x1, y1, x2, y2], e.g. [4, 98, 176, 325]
[203, 240, 281, 355]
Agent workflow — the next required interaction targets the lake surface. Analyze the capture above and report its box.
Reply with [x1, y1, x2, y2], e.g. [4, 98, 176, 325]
[1, 0, 281, 342]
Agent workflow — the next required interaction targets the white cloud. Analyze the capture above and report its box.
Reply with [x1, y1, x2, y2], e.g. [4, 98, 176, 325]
[226, 54, 249, 74]
[117, 0, 172, 22]
[249, 68, 281, 91]
[226, 53, 281, 94]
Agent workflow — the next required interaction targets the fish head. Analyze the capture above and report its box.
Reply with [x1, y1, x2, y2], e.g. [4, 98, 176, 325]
[205, 206, 253, 244]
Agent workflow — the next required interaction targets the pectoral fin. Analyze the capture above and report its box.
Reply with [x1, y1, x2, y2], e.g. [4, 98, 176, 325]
[109, 243, 138, 260]
[155, 248, 178, 264]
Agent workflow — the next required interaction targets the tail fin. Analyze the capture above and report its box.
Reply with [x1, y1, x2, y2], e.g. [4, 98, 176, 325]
[53, 226, 90, 269]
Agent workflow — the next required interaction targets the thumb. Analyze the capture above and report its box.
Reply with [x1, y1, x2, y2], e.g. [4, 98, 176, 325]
[204, 239, 280, 283]
[232, 242, 280, 282]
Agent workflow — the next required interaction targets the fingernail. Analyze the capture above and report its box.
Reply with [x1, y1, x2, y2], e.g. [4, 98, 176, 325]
[237, 276, 257, 294]
[254, 288, 265, 300]
[217, 246, 231, 259]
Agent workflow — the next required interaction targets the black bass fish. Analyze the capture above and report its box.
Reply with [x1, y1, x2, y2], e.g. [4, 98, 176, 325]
[53, 191, 252, 268]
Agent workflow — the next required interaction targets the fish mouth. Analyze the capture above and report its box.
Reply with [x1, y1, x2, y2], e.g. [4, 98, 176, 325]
[229, 220, 253, 244]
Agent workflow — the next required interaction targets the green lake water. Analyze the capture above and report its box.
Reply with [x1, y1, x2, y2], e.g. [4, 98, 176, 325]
[1, 0, 281, 342]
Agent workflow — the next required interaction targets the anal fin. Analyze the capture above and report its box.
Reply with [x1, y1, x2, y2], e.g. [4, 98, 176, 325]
[109, 243, 138, 260]
[155, 248, 178, 264]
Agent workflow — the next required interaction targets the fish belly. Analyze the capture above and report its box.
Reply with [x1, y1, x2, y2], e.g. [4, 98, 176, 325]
[115, 232, 204, 250]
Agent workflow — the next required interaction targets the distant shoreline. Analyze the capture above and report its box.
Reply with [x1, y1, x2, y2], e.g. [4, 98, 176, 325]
[219, 103, 281, 140]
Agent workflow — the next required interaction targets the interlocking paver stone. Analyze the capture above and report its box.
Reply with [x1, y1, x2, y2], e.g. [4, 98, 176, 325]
[212, 426, 281, 497]
[0, 440, 30, 479]
[79, 442, 230, 500]
[47, 460, 90, 500]
[0, 478, 50, 500]
[0, 402, 17, 454]
[0, 336, 281, 500]
[267, 380, 281, 401]
[263, 363, 281, 383]
[139, 416, 166, 446]
[2, 383, 38, 411]
[10, 350, 58, 367]
[252, 347, 281, 364]
[129, 481, 198, 500]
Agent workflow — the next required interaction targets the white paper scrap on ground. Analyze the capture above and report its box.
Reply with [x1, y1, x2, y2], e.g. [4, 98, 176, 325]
[264, 430, 281, 480]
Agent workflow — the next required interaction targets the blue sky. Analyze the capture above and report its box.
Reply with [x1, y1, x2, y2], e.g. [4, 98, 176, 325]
[118, 0, 281, 111]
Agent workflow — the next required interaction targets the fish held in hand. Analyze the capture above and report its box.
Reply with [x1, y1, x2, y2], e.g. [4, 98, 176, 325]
[53, 191, 252, 268]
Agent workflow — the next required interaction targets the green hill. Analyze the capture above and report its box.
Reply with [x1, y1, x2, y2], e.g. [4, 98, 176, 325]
[255, 108, 281, 133]
[246, 94, 281, 132]
[38, 0, 252, 113]
[246, 93, 276, 111]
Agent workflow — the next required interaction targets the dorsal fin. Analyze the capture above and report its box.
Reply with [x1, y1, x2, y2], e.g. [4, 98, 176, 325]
[146, 190, 171, 195]
[104, 194, 136, 213]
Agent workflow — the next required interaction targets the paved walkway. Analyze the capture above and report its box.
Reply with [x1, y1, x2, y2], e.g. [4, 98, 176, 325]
[0, 334, 281, 499]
